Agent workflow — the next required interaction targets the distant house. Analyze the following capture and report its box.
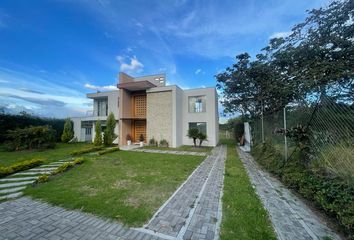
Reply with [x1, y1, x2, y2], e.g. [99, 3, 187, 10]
[71, 72, 219, 147]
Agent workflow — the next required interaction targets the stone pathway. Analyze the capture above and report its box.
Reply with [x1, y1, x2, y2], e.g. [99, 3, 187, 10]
[237, 148, 341, 240]
[0, 146, 226, 240]
[0, 197, 166, 240]
[132, 148, 208, 156]
[0, 159, 72, 201]
[139, 145, 226, 240]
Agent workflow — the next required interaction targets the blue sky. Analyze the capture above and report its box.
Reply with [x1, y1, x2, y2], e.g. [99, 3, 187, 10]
[0, 0, 329, 122]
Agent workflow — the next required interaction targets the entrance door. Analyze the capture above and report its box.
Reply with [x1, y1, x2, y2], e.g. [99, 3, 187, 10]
[134, 120, 146, 142]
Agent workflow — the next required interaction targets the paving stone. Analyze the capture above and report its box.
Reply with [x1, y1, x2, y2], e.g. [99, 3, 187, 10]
[0, 186, 26, 194]
[237, 148, 341, 240]
[0, 176, 38, 182]
[0, 180, 35, 189]
[0, 192, 23, 200]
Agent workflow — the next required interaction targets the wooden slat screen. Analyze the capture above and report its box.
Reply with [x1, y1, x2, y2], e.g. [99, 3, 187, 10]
[134, 95, 146, 118]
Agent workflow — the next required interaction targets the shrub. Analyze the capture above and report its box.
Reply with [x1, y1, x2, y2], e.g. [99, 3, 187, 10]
[53, 162, 74, 174]
[73, 157, 85, 164]
[139, 134, 144, 142]
[252, 142, 354, 237]
[71, 146, 103, 156]
[197, 132, 207, 147]
[5, 125, 56, 151]
[187, 128, 199, 147]
[103, 112, 117, 146]
[0, 158, 44, 178]
[36, 174, 49, 184]
[126, 134, 132, 141]
[97, 147, 120, 155]
[93, 121, 102, 146]
[159, 139, 169, 147]
[149, 137, 158, 146]
[0, 112, 65, 143]
[61, 118, 74, 143]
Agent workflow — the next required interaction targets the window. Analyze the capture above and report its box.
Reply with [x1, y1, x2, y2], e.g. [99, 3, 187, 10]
[188, 96, 206, 113]
[189, 122, 207, 135]
[85, 128, 92, 135]
[97, 99, 108, 116]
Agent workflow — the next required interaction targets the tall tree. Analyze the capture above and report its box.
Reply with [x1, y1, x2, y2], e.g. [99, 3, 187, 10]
[61, 118, 74, 143]
[93, 121, 102, 146]
[103, 112, 117, 146]
[217, 0, 354, 116]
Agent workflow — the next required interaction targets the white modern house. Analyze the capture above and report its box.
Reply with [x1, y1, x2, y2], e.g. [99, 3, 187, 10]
[71, 72, 219, 147]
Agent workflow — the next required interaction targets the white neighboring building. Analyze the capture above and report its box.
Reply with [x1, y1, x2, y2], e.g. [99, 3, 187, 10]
[71, 91, 119, 143]
[71, 72, 219, 147]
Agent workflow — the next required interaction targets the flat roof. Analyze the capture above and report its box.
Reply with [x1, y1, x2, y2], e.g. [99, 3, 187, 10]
[117, 81, 156, 91]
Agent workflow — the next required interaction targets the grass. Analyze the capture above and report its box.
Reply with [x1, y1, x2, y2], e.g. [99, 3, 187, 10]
[0, 142, 91, 167]
[143, 145, 213, 153]
[220, 139, 276, 240]
[24, 150, 203, 226]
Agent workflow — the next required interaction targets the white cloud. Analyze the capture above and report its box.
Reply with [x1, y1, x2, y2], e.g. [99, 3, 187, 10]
[116, 55, 144, 74]
[84, 83, 117, 91]
[195, 69, 202, 75]
[269, 31, 292, 39]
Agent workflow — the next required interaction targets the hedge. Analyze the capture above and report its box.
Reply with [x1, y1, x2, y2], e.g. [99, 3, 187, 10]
[70, 146, 104, 156]
[97, 147, 120, 155]
[0, 159, 44, 178]
[252, 142, 354, 239]
[0, 113, 65, 142]
[35, 157, 85, 184]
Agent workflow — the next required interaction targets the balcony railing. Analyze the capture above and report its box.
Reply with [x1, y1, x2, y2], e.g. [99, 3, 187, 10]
[86, 110, 107, 117]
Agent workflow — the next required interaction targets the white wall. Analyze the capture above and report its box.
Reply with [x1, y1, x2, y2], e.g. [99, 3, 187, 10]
[182, 88, 219, 147]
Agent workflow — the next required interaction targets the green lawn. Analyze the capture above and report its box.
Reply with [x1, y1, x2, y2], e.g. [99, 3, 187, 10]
[143, 145, 213, 153]
[220, 139, 276, 240]
[25, 150, 203, 226]
[0, 142, 91, 167]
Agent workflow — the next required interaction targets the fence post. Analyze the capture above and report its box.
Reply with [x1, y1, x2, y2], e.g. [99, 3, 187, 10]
[261, 106, 265, 143]
[283, 107, 288, 161]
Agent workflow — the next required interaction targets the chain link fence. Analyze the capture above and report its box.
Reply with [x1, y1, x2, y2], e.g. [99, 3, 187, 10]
[250, 95, 354, 180]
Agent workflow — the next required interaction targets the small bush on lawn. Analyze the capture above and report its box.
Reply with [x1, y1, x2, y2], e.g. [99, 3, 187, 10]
[36, 174, 49, 184]
[73, 157, 85, 164]
[53, 162, 75, 174]
[0, 159, 44, 178]
[159, 139, 169, 147]
[252, 142, 354, 238]
[5, 125, 56, 151]
[97, 147, 120, 155]
[71, 146, 103, 156]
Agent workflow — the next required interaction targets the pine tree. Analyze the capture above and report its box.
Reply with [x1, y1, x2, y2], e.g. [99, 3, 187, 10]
[103, 112, 117, 146]
[93, 121, 102, 146]
[61, 118, 74, 143]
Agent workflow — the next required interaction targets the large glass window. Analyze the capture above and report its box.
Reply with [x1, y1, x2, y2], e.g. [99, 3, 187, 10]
[188, 96, 206, 113]
[189, 122, 207, 135]
[97, 99, 108, 116]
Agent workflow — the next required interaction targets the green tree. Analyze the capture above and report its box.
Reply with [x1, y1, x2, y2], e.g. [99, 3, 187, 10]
[187, 128, 199, 147]
[197, 132, 207, 147]
[217, 0, 354, 116]
[61, 118, 74, 143]
[93, 121, 102, 146]
[103, 112, 117, 146]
